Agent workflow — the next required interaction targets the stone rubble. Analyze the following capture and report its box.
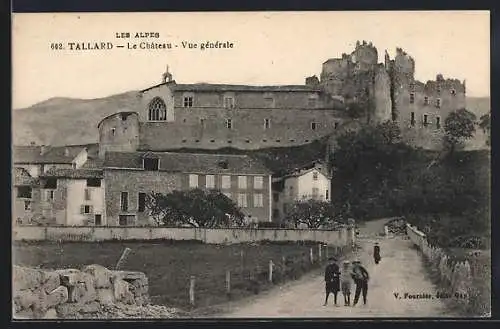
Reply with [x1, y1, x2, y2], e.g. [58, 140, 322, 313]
[12, 265, 180, 319]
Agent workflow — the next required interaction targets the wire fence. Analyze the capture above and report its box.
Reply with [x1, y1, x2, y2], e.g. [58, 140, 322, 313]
[180, 243, 347, 309]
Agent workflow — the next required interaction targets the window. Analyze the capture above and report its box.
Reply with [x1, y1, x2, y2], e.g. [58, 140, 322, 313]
[410, 112, 415, 127]
[206, 175, 215, 189]
[437, 86, 441, 94]
[254, 193, 264, 208]
[264, 118, 271, 129]
[436, 98, 441, 108]
[226, 118, 233, 129]
[46, 190, 55, 202]
[273, 193, 279, 202]
[87, 178, 101, 187]
[451, 89, 457, 96]
[334, 122, 339, 129]
[189, 174, 199, 188]
[326, 190, 329, 200]
[289, 186, 294, 197]
[94, 214, 102, 226]
[83, 205, 91, 214]
[312, 187, 319, 199]
[200, 118, 205, 127]
[222, 175, 231, 189]
[224, 96, 235, 109]
[423, 114, 429, 127]
[218, 160, 229, 169]
[120, 192, 128, 212]
[119, 215, 127, 226]
[424, 96, 429, 105]
[24, 200, 31, 211]
[409, 83, 415, 91]
[436, 116, 441, 129]
[17, 186, 32, 199]
[313, 172, 319, 181]
[111, 128, 116, 136]
[183, 96, 193, 108]
[136, 192, 146, 212]
[148, 97, 167, 121]
[238, 176, 247, 189]
[43, 178, 57, 189]
[311, 122, 317, 130]
[237, 193, 248, 207]
[84, 188, 91, 201]
[273, 209, 280, 219]
[264, 97, 275, 108]
[254, 176, 264, 189]
[409, 93, 415, 104]
[143, 158, 159, 171]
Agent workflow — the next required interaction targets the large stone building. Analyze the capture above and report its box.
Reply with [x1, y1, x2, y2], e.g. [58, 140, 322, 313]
[96, 40, 467, 155]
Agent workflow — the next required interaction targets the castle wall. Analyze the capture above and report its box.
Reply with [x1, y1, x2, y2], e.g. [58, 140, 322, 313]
[98, 112, 140, 158]
[171, 90, 327, 109]
[373, 68, 392, 123]
[139, 108, 344, 150]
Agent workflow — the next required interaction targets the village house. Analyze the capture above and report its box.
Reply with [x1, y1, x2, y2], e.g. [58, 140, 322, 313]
[271, 161, 332, 222]
[13, 167, 40, 225]
[13, 144, 99, 177]
[102, 151, 273, 226]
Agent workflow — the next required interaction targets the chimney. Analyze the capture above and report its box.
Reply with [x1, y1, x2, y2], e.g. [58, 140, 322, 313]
[40, 145, 48, 155]
[64, 147, 70, 157]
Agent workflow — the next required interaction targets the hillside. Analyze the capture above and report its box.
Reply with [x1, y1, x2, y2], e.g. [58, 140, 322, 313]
[12, 91, 140, 146]
[12, 91, 490, 147]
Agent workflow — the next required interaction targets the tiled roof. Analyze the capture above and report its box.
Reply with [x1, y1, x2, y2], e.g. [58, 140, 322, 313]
[13, 167, 38, 186]
[103, 151, 272, 175]
[81, 157, 105, 169]
[13, 144, 98, 164]
[279, 160, 332, 179]
[141, 82, 322, 93]
[40, 168, 103, 179]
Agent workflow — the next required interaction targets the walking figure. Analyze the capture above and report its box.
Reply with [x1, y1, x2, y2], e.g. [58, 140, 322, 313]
[323, 257, 340, 306]
[373, 242, 381, 264]
[351, 260, 369, 306]
[340, 260, 352, 306]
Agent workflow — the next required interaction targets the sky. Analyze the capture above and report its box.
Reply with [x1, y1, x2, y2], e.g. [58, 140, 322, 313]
[12, 11, 490, 109]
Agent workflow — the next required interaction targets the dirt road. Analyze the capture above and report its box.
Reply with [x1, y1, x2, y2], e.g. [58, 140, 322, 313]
[219, 220, 457, 318]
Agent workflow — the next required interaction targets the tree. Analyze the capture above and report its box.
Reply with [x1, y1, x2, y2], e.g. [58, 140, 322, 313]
[479, 113, 491, 146]
[145, 189, 245, 228]
[443, 108, 477, 153]
[285, 200, 339, 229]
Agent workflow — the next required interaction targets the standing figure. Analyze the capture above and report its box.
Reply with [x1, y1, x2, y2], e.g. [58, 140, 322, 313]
[323, 257, 340, 306]
[373, 242, 381, 264]
[340, 260, 352, 306]
[351, 260, 369, 306]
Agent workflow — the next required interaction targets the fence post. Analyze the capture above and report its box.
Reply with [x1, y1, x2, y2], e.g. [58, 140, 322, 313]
[189, 275, 195, 306]
[310, 248, 314, 264]
[318, 244, 322, 261]
[269, 260, 273, 283]
[226, 270, 231, 294]
[240, 250, 244, 274]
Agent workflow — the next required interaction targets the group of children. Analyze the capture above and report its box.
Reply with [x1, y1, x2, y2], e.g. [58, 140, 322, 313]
[323, 242, 381, 307]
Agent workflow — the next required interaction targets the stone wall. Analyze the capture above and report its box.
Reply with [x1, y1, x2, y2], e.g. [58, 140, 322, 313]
[13, 264, 149, 319]
[406, 223, 491, 317]
[13, 226, 355, 247]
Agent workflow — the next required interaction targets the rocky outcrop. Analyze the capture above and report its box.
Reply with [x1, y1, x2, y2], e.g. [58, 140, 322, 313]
[12, 265, 176, 319]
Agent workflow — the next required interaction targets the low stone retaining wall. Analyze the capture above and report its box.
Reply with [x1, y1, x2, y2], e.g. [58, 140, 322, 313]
[13, 226, 356, 247]
[13, 264, 150, 319]
[406, 223, 491, 317]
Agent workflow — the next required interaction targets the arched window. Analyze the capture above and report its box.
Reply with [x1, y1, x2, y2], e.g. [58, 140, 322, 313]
[148, 97, 167, 121]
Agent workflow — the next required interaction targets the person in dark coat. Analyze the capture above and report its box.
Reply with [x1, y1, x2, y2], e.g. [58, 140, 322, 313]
[373, 242, 381, 264]
[351, 260, 369, 306]
[323, 257, 341, 306]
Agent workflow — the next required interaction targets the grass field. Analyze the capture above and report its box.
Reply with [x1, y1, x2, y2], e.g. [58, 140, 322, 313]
[13, 240, 331, 311]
